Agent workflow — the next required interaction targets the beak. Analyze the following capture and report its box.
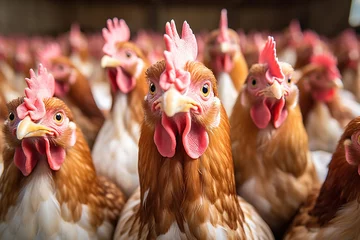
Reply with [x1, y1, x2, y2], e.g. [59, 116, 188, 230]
[101, 55, 121, 68]
[220, 42, 230, 53]
[268, 81, 283, 100]
[160, 87, 199, 117]
[17, 116, 54, 140]
[328, 78, 343, 89]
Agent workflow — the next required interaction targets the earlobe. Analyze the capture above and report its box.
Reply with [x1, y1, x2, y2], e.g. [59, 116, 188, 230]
[68, 122, 77, 147]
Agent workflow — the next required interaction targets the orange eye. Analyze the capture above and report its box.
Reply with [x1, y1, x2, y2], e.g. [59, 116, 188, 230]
[201, 83, 210, 97]
[54, 112, 64, 124]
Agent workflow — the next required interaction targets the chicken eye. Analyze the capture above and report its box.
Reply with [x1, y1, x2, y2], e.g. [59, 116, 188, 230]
[149, 82, 156, 95]
[251, 79, 257, 86]
[54, 112, 64, 124]
[201, 83, 210, 97]
[8, 112, 15, 121]
[125, 51, 132, 58]
[288, 78, 291, 83]
[57, 64, 64, 71]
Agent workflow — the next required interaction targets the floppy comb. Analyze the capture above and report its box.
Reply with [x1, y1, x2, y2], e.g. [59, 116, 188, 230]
[102, 18, 130, 56]
[259, 36, 284, 83]
[17, 64, 55, 121]
[218, 9, 229, 42]
[37, 42, 62, 68]
[159, 20, 198, 91]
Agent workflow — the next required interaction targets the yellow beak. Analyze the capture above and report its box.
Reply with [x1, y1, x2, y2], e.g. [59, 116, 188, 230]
[160, 87, 199, 117]
[17, 116, 54, 140]
[220, 42, 230, 53]
[101, 55, 121, 68]
[269, 81, 283, 100]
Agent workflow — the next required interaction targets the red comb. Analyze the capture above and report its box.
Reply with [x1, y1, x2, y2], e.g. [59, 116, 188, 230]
[102, 18, 130, 55]
[17, 64, 55, 121]
[310, 54, 341, 80]
[303, 30, 319, 47]
[259, 36, 284, 83]
[37, 42, 62, 68]
[159, 20, 197, 91]
[218, 9, 229, 42]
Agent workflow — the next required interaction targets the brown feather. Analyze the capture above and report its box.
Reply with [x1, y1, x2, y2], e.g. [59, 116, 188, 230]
[0, 97, 125, 231]
[284, 117, 360, 239]
[231, 64, 319, 237]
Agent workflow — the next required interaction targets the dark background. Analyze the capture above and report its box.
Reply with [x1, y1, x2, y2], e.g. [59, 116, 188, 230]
[0, 0, 354, 36]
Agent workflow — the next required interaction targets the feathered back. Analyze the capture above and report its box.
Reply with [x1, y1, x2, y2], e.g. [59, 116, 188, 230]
[159, 20, 198, 92]
[310, 53, 341, 80]
[259, 36, 284, 84]
[16, 64, 55, 121]
[102, 18, 130, 56]
[217, 9, 229, 42]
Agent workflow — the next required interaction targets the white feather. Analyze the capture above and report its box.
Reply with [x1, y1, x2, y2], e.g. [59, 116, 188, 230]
[92, 93, 140, 196]
[217, 72, 239, 117]
[306, 102, 343, 152]
[311, 150, 332, 183]
[0, 160, 112, 239]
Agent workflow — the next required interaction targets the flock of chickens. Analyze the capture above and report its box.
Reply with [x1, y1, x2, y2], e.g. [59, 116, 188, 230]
[0, 7, 360, 239]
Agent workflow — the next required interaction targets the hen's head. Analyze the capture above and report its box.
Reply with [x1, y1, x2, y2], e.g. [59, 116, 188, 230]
[3, 64, 77, 176]
[333, 29, 359, 70]
[101, 18, 147, 94]
[338, 117, 360, 175]
[242, 36, 296, 129]
[144, 20, 221, 159]
[302, 53, 343, 102]
[204, 9, 240, 74]
[37, 43, 78, 97]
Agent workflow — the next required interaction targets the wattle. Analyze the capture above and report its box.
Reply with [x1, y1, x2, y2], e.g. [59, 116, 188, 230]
[250, 97, 288, 129]
[154, 113, 209, 159]
[14, 138, 66, 176]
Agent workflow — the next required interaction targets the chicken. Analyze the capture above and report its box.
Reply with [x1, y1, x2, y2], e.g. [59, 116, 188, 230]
[92, 18, 149, 197]
[203, 9, 248, 116]
[284, 116, 360, 239]
[69, 23, 95, 80]
[294, 30, 328, 69]
[37, 43, 105, 148]
[298, 53, 356, 152]
[114, 20, 274, 240]
[276, 19, 303, 66]
[239, 32, 266, 67]
[332, 29, 360, 102]
[230, 36, 319, 237]
[0, 64, 125, 239]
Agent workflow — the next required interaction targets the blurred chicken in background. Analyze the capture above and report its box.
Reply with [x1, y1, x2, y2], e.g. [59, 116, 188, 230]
[203, 9, 248, 116]
[92, 18, 149, 197]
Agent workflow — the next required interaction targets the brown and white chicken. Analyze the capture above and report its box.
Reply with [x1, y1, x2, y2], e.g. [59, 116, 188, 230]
[37, 43, 105, 148]
[231, 36, 319, 238]
[298, 53, 358, 153]
[284, 116, 360, 239]
[0, 64, 125, 239]
[114, 20, 274, 240]
[92, 18, 149, 197]
[203, 9, 248, 116]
